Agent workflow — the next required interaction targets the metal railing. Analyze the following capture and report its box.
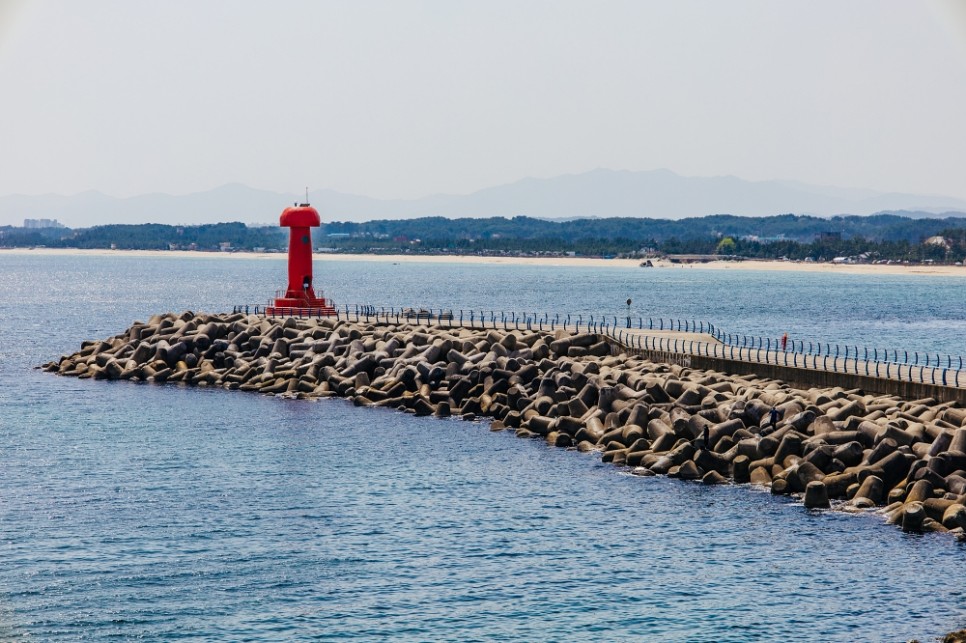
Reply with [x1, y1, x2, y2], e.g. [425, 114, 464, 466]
[709, 326, 965, 372]
[232, 303, 717, 335]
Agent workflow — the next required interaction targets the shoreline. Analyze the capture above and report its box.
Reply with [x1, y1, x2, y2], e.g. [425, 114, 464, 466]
[4, 246, 966, 276]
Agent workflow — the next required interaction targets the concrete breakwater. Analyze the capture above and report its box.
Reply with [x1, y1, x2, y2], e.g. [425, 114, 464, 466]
[42, 311, 966, 538]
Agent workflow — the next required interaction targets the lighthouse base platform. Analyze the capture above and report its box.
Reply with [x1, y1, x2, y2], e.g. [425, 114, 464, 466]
[265, 305, 337, 317]
[266, 294, 337, 317]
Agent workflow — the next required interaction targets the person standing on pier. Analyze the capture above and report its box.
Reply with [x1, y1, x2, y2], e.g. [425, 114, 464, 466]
[781, 333, 788, 351]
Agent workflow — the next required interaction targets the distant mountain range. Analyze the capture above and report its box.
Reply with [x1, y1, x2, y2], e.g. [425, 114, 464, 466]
[3, 169, 966, 228]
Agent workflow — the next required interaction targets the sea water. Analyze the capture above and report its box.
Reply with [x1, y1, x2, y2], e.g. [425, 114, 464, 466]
[1, 252, 965, 641]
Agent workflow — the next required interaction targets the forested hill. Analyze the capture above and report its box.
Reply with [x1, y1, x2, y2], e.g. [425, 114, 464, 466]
[3, 213, 966, 262]
[321, 213, 966, 245]
[0, 222, 287, 251]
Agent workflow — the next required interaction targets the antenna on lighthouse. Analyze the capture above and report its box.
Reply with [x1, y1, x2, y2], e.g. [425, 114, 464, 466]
[305, 187, 309, 206]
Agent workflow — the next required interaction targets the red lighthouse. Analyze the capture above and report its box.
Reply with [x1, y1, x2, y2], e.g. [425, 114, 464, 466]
[266, 201, 336, 316]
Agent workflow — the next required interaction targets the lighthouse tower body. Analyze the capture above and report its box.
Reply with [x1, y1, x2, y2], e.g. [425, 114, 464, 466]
[266, 203, 336, 316]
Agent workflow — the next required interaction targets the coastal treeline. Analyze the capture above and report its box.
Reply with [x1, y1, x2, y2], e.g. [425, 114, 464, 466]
[323, 213, 966, 262]
[0, 222, 286, 251]
[324, 212, 966, 245]
[3, 213, 966, 262]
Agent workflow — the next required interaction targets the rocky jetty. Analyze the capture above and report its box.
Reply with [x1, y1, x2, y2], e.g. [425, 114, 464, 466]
[42, 311, 966, 538]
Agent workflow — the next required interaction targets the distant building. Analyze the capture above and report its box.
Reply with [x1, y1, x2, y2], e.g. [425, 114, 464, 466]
[736, 233, 785, 243]
[924, 235, 950, 248]
[817, 231, 841, 242]
[23, 218, 66, 229]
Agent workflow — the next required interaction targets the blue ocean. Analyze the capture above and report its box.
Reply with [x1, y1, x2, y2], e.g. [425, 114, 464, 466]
[1, 252, 965, 641]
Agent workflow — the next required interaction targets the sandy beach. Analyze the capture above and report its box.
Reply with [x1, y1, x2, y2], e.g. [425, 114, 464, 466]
[3, 246, 965, 276]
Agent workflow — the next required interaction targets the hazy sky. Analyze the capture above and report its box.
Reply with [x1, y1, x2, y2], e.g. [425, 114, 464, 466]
[2, 0, 966, 201]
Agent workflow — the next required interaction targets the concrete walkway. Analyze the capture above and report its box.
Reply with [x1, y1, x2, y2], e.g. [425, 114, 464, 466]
[606, 327, 966, 392]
